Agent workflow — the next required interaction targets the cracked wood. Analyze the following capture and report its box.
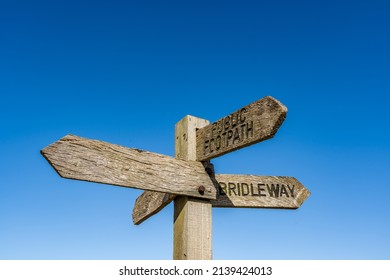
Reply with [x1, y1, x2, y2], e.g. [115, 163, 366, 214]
[41, 134, 216, 199]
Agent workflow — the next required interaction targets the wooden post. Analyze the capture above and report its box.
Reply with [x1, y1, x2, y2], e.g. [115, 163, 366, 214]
[173, 115, 212, 260]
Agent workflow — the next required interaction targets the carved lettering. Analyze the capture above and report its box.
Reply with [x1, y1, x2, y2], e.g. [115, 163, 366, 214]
[233, 127, 240, 144]
[280, 185, 289, 197]
[216, 135, 221, 150]
[231, 112, 238, 127]
[240, 108, 247, 122]
[219, 182, 227, 196]
[258, 183, 266, 197]
[217, 182, 297, 199]
[202, 105, 256, 156]
[247, 121, 253, 138]
[227, 130, 233, 146]
[241, 183, 250, 196]
[288, 185, 295, 197]
[228, 182, 237, 196]
[224, 116, 230, 130]
[267, 184, 280, 198]
[204, 140, 209, 156]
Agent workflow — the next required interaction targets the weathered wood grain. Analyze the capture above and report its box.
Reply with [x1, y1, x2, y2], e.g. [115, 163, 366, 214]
[173, 115, 213, 260]
[132, 191, 175, 225]
[41, 134, 216, 199]
[196, 96, 287, 161]
[133, 173, 310, 222]
[212, 174, 310, 208]
[174, 196, 212, 260]
[132, 116, 215, 226]
[132, 163, 215, 225]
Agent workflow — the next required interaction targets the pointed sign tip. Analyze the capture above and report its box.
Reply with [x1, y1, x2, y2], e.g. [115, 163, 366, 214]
[265, 96, 288, 113]
[196, 96, 289, 161]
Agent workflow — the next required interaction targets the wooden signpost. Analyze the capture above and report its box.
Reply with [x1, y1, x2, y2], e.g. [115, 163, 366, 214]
[41, 96, 310, 260]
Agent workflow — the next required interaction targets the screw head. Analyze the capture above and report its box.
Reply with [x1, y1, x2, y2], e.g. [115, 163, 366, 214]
[198, 185, 206, 195]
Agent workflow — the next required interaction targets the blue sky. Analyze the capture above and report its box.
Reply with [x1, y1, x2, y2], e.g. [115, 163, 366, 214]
[1, 0, 389, 259]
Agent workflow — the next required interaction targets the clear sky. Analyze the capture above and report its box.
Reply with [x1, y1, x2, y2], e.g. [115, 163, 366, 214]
[1, 0, 389, 260]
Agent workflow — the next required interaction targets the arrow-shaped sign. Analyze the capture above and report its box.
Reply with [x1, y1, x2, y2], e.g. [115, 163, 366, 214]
[41, 134, 217, 200]
[196, 96, 287, 161]
[212, 174, 310, 208]
[132, 173, 310, 225]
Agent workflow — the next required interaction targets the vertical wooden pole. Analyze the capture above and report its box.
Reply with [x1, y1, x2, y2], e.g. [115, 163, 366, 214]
[173, 115, 212, 260]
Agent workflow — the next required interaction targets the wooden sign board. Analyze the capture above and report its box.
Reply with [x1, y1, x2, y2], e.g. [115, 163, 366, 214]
[196, 96, 287, 161]
[132, 173, 310, 225]
[213, 174, 310, 208]
[133, 191, 176, 225]
[41, 134, 216, 200]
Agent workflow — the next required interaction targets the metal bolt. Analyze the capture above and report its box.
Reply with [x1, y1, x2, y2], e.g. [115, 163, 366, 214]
[198, 185, 205, 195]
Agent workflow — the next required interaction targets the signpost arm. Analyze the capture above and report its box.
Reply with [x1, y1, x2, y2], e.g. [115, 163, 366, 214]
[173, 115, 213, 260]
